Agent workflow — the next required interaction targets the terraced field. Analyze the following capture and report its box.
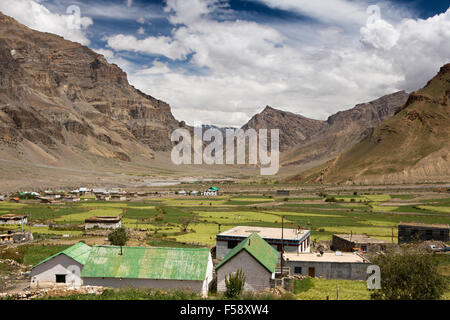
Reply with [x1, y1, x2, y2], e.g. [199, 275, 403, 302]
[0, 193, 448, 246]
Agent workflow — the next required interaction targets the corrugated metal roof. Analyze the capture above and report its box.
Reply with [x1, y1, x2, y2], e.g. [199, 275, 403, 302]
[215, 233, 278, 273]
[81, 246, 210, 281]
[33, 242, 92, 268]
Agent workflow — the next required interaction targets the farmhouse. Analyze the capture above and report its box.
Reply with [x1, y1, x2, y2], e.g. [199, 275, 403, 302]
[216, 226, 311, 259]
[398, 222, 450, 244]
[216, 233, 278, 292]
[85, 216, 122, 230]
[277, 190, 290, 196]
[110, 194, 127, 201]
[0, 214, 27, 225]
[332, 234, 393, 253]
[30, 242, 92, 288]
[283, 252, 369, 280]
[81, 246, 213, 296]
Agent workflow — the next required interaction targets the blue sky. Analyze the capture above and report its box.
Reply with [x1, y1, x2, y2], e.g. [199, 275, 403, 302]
[1, 0, 449, 126]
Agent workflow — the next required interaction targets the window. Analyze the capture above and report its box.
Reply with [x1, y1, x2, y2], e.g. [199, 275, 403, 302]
[227, 241, 239, 249]
[361, 245, 367, 252]
[426, 230, 433, 239]
[294, 267, 302, 274]
[55, 274, 66, 283]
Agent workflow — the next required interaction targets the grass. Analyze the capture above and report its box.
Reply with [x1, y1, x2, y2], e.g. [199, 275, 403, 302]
[294, 278, 371, 300]
[0, 244, 70, 266]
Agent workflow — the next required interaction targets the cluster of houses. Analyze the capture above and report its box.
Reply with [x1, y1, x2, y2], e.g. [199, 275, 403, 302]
[29, 221, 450, 295]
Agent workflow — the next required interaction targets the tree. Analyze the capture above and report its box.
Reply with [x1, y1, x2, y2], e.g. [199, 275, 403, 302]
[108, 227, 129, 255]
[179, 217, 191, 233]
[370, 248, 447, 300]
[225, 269, 246, 298]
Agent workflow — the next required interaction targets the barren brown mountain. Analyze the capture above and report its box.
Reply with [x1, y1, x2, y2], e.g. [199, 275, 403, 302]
[299, 63, 450, 184]
[243, 92, 409, 167]
[0, 12, 185, 169]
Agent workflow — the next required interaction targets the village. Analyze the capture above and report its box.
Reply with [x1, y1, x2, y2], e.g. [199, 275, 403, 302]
[0, 185, 449, 300]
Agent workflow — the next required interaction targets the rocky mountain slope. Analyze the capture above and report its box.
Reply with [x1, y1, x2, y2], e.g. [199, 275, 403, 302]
[301, 63, 450, 184]
[242, 106, 326, 152]
[0, 13, 185, 169]
[242, 92, 409, 166]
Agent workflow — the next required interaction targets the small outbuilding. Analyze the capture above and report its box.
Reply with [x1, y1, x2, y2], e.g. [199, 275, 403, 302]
[30, 242, 92, 288]
[283, 252, 370, 280]
[398, 222, 449, 244]
[216, 232, 278, 292]
[332, 234, 393, 253]
[81, 246, 213, 296]
[85, 216, 122, 230]
[277, 190, 290, 196]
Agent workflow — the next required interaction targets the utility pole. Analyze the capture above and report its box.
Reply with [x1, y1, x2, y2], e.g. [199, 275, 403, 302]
[280, 215, 285, 278]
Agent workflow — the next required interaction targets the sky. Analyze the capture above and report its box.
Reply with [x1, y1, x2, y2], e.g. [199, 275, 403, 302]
[0, 0, 449, 127]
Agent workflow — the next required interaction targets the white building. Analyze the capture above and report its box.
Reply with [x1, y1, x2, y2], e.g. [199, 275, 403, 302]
[85, 216, 122, 230]
[283, 252, 370, 280]
[216, 233, 278, 292]
[216, 226, 311, 260]
[0, 214, 27, 225]
[30, 242, 92, 288]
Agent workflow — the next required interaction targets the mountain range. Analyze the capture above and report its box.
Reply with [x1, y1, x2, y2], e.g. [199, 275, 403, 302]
[0, 12, 448, 186]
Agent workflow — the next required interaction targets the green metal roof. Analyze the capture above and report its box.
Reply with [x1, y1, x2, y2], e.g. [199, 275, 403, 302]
[208, 187, 219, 191]
[215, 233, 278, 273]
[81, 246, 211, 281]
[33, 242, 92, 268]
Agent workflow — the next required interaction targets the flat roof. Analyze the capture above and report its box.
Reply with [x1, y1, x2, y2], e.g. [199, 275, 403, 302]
[218, 226, 309, 241]
[284, 252, 367, 263]
[399, 222, 449, 229]
[333, 234, 389, 244]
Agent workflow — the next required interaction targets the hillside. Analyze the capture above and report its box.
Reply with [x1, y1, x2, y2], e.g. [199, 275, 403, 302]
[242, 92, 408, 167]
[303, 63, 450, 184]
[0, 12, 185, 170]
[241, 106, 326, 152]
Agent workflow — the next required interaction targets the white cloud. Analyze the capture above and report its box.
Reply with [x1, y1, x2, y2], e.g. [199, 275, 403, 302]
[106, 34, 191, 60]
[137, 27, 145, 35]
[126, 0, 133, 8]
[122, 2, 450, 126]
[0, 0, 93, 45]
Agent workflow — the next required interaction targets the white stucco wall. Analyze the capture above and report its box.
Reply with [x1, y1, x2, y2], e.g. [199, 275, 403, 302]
[284, 260, 369, 280]
[30, 254, 83, 288]
[217, 250, 273, 292]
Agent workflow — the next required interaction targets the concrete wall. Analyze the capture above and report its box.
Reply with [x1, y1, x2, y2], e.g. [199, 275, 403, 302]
[284, 260, 369, 280]
[30, 254, 83, 288]
[217, 250, 273, 292]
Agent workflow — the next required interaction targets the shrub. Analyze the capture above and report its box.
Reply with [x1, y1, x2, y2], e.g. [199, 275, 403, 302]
[370, 248, 448, 300]
[225, 269, 246, 298]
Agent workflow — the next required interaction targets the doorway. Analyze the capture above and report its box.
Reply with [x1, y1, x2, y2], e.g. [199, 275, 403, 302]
[308, 267, 315, 277]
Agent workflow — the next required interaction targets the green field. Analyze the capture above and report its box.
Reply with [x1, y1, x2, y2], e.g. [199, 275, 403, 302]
[0, 193, 449, 246]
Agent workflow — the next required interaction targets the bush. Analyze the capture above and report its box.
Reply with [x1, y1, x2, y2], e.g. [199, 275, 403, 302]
[225, 269, 246, 298]
[370, 248, 448, 300]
